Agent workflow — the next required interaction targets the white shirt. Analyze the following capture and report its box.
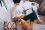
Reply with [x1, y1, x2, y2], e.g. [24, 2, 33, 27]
[23, 1, 33, 15]
[11, 4, 24, 18]
[11, 1, 32, 18]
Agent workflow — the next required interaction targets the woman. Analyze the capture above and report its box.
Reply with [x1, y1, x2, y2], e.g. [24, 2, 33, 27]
[4, 0, 31, 30]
